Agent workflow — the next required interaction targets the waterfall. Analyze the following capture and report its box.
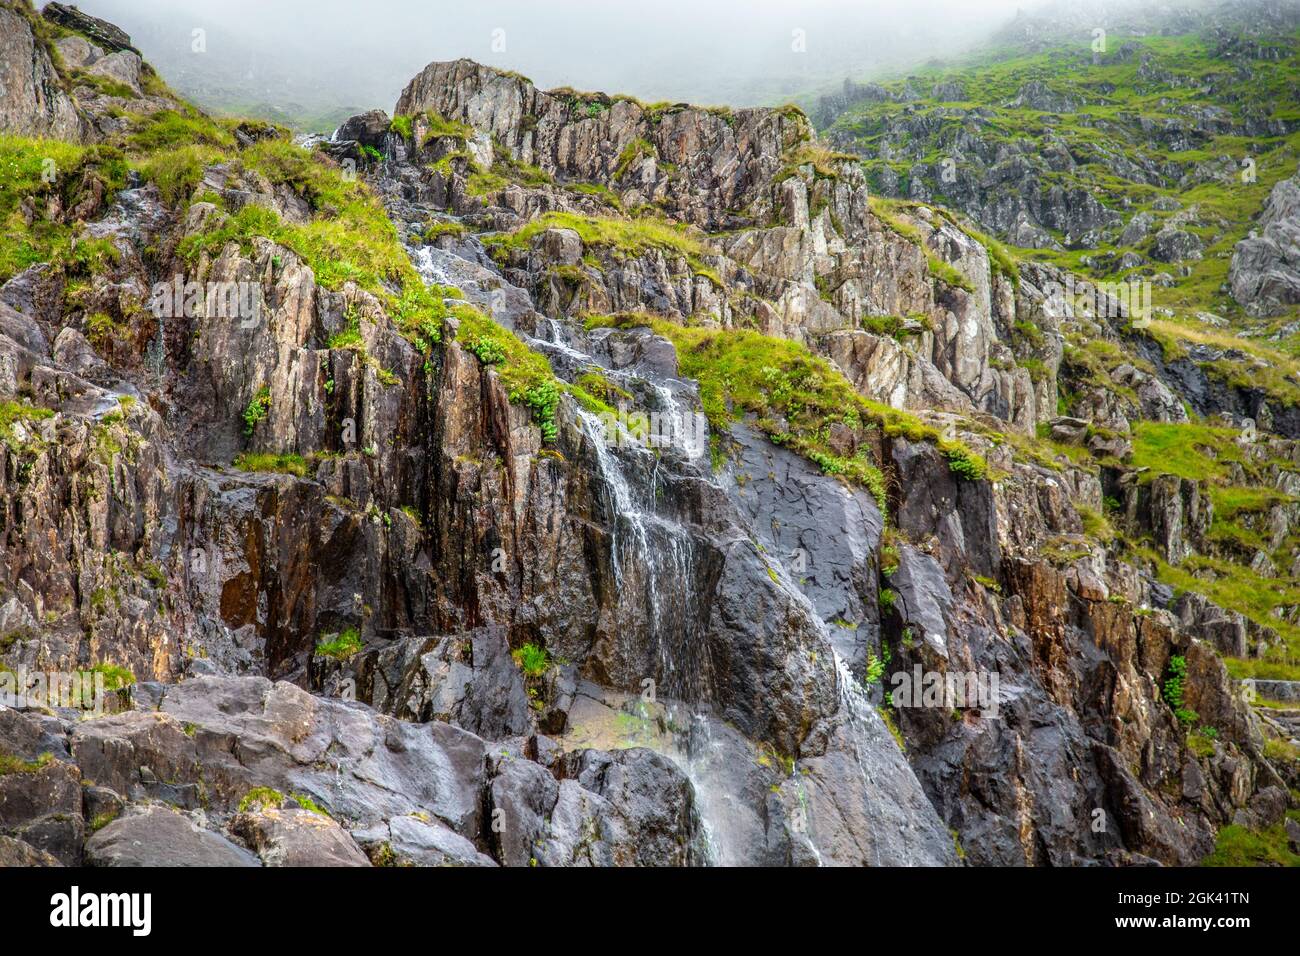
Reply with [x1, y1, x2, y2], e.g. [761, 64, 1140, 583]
[398, 203, 727, 862]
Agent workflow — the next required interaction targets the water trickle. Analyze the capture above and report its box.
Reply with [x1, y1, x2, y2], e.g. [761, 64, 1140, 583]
[400, 215, 725, 860]
[828, 650, 889, 867]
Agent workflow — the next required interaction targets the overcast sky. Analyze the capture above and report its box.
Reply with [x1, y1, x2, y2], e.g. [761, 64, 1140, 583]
[62, 0, 1046, 126]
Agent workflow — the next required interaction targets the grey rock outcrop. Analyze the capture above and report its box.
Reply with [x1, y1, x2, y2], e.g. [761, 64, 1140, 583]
[0, 5, 89, 141]
[1231, 167, 1300, 316]
[86, 807, 261, 867]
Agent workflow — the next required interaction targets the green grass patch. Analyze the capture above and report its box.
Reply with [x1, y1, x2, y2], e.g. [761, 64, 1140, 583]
[233, 452, 309, 477]
[0, 752, 54, 776]
[512, 642, 551, 678]
[1202, 818, 1300, 867]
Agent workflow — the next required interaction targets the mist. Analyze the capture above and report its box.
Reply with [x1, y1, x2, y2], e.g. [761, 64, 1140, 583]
[59, 0, 1034, 129]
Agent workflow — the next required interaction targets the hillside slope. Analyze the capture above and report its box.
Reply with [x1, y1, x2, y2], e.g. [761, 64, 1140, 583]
[817, 1, 1300, 349]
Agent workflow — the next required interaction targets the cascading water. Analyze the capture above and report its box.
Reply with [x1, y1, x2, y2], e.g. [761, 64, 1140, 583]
[400, 191, 731, 864]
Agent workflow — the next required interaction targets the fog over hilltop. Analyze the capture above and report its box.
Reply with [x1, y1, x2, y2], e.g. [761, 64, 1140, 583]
[62, 0, 1035, 129]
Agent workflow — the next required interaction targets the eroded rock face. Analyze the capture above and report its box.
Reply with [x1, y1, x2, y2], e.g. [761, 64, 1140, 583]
[0, 6, 89, 141]
[42, 3, 138, 55]
[883, 439, 1274, 866]
[397, 59, 821, 234]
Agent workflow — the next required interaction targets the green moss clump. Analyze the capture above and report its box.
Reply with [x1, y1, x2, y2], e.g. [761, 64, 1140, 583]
[389, 114, 413, 140]
[314, 627, 363, 660]
[1202, 818, 1300, 867]
[421, 110, 474, 144]
[0, 400, 55, 452]
[291, 793, 331, 817]
[238, 787, 285, 813]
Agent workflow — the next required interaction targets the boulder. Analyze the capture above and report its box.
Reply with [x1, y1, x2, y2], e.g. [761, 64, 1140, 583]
[231, 807, 371, 867]
[86, 807, 261, 867]
[0, 834, 62, 866]
[334, 110, 391, 149]
[355, 814, 496, 867]
[1151, 227, 1204, 263]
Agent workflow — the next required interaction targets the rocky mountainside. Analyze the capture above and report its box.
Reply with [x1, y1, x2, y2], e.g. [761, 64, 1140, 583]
[815, 0, 1300, 348]
[0, 0, 1297, 867]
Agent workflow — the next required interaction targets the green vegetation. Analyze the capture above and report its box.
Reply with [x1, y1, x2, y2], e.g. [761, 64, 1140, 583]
[0, 752, 54, 776]
[292, 793, 331, 817]
[1162, 655, 1198, 726]
[424, 220, 467, 242]
[878, 706, 906, 751]
[451, 305, 572, 444]
[1139, 543, 1300, 660]
[87, 663, 135, 691]
[1186, 728, 1218, 758]
[0, 399, 55, 453]
[512, 642, 551, 677]
[233, 452, 309, 477]
[234, 785, 330, 817]
[827, 26, 1300, 404]
[421, 110, 474, 144]
[777, 141, 858, 182]
[242, 386, 271, 436]
[1202, 815, 1300, 867]
[1127, 421, 1246, 482]
[172, 138, 451, 355]
[314, 627, 363, 660]
[585, 312, 988, 510]
[486, 210, 706, 262]
[0, 136, 129, 283]
[389, 114, 413, 140]
[868, 198, 976, 292]
[614, 138, 656, 179]
[328, 307, 364, 350]
[238, 786, 285, 813]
